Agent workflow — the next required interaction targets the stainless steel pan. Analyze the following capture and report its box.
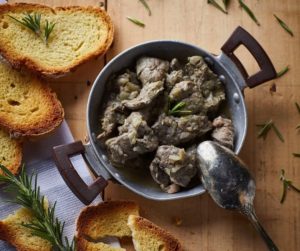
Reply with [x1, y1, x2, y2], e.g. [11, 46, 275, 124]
[53, 27, 276, 205]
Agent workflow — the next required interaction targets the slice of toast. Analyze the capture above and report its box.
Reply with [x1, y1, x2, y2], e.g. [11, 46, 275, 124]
[0, 3, 114, 77]
[128, 215, 183, 251]
[0, 207, 52, 251]
[0, 60, 64, 137]
[76, 201, 139, 240]
[0, 127, 22, 175]
[76, 236, 126, 251]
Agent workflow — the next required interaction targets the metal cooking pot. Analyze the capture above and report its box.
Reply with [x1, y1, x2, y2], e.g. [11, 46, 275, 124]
[53, 26, 276, 205]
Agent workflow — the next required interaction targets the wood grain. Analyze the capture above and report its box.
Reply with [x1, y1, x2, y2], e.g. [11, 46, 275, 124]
[7, 0, 300, 250]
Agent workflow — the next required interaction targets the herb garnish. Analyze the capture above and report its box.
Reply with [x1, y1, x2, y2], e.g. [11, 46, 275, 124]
[127, 16, 145, 27]
[292, 153, 300, 158]
[276, 66, 289, 78]
[139, 0, 152, 16]
[8, 12, 55, 45]
[257, 119, 284, 142]
[223, 0, 230, 9]
[0, 165, 75, 251]
[207, 0, 228, 14]
[295, 102, 300, 114]
[169, 101, 192, 116]
[280, 169, 300, 204]
[274, 14, 294, 37]
[238, 0, 260, 26]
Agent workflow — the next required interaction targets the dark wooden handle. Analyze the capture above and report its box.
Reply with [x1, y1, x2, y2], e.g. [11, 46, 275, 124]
[52, 141, 108, 205]
[221, 26, 276, 88]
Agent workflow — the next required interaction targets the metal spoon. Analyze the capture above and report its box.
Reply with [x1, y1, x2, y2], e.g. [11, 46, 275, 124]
[197, 141, 279, 251]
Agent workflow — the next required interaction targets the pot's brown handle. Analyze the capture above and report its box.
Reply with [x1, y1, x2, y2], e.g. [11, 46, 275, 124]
[52, 141, 108, 205]
[221, 26, 276, 88]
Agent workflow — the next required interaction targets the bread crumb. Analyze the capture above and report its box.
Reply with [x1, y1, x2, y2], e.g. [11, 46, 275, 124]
[172, 216, 182, 226]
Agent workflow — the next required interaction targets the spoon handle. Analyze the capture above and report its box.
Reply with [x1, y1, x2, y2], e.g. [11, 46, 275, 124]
[242, 207, 279, 251]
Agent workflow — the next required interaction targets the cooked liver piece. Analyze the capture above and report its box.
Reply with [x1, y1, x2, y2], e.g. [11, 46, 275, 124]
[211, 116, 234, 149]
[136, 57, 169, 85]
[152, 114, 212, 145]
[123, 81, 164, 110]
[106, 112, 158, 164]
[149, 145, 197, 193]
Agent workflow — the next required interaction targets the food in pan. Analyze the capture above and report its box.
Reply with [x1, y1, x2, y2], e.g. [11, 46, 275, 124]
[97, 56, 234, 193]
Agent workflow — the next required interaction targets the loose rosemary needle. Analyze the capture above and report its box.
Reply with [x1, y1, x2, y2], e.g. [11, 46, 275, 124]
[127, 16, 145, 27]
[169, 101, 192, 116]
[280, 169, 300, 204]
[139, 0, 152, 16]
[257, 120, 284, 142]
[0, 165, 75, 251]
[295, 102, 300, 114]
[276, 66, 289, 78]
[274, 14, 294, 37]
[207, 0, 228, 14]
[292, 153, 300, 158]
[238, 0, 260, 26]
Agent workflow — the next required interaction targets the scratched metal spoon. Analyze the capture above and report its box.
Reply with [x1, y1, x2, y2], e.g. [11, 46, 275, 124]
[197, 141, 279, 251]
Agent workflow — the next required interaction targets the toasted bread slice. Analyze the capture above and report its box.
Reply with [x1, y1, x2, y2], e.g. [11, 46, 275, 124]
[0, 127, 22, 175]
[76, 236, 126, 251]
[128, 215, 183, 251]
[0, 3, 114, 77]
[0, 207, 52, 251]
[0, 60, 64, 137]
[76, 201, 139, 240]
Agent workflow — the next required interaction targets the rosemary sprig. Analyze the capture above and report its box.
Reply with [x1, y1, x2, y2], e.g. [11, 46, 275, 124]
[207, 0, 228, 14]
[292, 153, 300, 158]
[0, 165, 75, 251]
[295, 102, 300, 114]
[238, 0, 260, 26]
[276, 66, 289, 78]
[280, 169, 300, 204]
[223, 0, 230, 9]
[168, 101, 192, 116]
[127, 16, 145, 27]
[8, 12, 55, 45]
[257, 120, 284, 142]
[274, 14, 294, 37]
[139, 0, 152, 16]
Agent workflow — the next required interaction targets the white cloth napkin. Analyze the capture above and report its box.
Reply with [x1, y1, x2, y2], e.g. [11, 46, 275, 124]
[0, 121, 119, 250]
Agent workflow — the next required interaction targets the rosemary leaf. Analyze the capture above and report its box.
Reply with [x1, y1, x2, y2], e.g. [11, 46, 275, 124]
[207, 0, 227, 14]
[139, 0, 152, 16]
[257, 120, 273, 139]
[272, 123, 284, 142]
[274, 14, 294, 37]
[0, 165, 75, 251]
[292, 153, 300, 158]
[276, 66, 289, 78]
[171, 101, 186, 113]
[296, 124, 300, 130]
[238, 0, 260, 26]
[295, 102, 300, 114]
[8, 12, 55, 45]
[280, 169, 300, 203]
[127, 16, 145, 27]
[223, 0, 230, 8]
[170, 110, 193, 116]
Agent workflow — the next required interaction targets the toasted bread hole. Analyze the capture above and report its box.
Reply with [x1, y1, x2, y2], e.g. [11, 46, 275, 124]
[158, 244, 165, 251]
[2, 157, 6, 161]
[8, 99, 20, 106]
[10, 83, 15, 88]
[30, 107, 39, 113]
[2, 22, 8, 29]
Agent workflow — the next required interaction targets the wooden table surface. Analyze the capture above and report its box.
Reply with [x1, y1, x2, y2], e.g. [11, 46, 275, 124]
[10, 0, 300, 250]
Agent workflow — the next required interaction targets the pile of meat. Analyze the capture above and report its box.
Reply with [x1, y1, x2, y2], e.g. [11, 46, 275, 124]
[97, 56, 234, 193]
